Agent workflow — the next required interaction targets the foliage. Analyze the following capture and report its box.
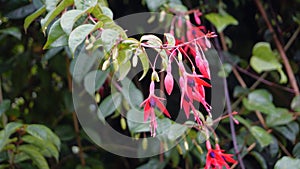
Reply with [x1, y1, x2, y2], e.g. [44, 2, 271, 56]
[0, 0, 300, 169]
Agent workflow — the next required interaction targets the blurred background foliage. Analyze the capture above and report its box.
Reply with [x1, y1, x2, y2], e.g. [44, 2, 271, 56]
[0, 0, 300, 169]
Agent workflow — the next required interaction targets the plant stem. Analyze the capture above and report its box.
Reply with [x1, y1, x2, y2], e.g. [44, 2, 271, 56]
[65, 56, 86, 166]
[284, 25, 300, 51]
[254, 0, 300, 96]
[215, 31, 245, 169]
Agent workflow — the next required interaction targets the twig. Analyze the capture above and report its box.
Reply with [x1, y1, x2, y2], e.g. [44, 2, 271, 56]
[236, 66, 295, 93]
[214, 29, 246, 169]
[284, 25, 300, 51]
[254, 0, 300, 96]
[65, 56, 86, 166]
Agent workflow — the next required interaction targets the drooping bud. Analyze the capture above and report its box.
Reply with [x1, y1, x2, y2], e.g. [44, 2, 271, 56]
[164, 73, 173, 95]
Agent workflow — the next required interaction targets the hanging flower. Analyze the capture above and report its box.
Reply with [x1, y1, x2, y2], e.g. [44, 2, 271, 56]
[140, 81, 171, 137]
[178, 62, 211, 124]
[164, 64, 174, 95]
[205, 141, 237, 169]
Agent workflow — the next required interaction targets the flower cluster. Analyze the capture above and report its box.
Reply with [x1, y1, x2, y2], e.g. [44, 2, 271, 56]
[205, 140, 237, 169]
[140, 9, 216, 136]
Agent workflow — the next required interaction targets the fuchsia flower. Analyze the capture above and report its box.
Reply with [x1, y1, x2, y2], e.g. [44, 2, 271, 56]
[140, 81, 171, 137]
[205, 141, 237, 169]
[178, 62, 211, 124]
[164, 64, 174, 95]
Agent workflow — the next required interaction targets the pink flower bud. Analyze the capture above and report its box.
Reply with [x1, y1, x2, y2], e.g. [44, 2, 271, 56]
[149, 81, 155, 94]
[164, 73, 174, 95]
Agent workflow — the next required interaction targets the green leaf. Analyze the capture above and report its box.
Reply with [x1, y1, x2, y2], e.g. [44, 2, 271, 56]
[250, 126, 273, 148]
[45, 0, 60, 11]
[84, 70, 109, 96]
[24, 6, 46, 31]
[0, 122, 22, 151]
[205, 12, 238, 32]
[101, 29, 119, 52]
[68, 24, 95, 54]
[18, 145, 50, 169]
[118, 61, 131, 81]
[70, 50, 101, 83]
[55, 125, 75, 141]
[167, 123, 188, 141]
[249, 151, 268, 169]
[22, 135, 59, 161]
[164, 33, 175, 46]
[242, 89, 276, 114]
[0, 100, 10, 118]
[291, 95, 300, 111]
[120, 77, 144, 108]
[274, 122, 299, 143]
[25, 124, 61, 150]
[274, 156, 300, 169]
[266, 108, 294, 127]
[145, 0, 167, 11]
[292, 143, 300, 158]
[100, 6, 113, 19]
[0, 164, 9, 169]
[60, 9, 84, 34]
[41, 0, 74, 33]
[98, 92, 122, 121]
[0, 27, 21, 40]
[44, 19, 67, 49]
[126, 109, 150, 133]
[138, 48, 150, 81]
[74, 0, 97, 10]
[140, 34, 162, 46]
[250, 42, 287, 83]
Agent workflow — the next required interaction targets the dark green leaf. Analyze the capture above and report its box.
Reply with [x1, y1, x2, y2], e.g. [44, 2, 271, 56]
[55, 125, 75, 141]
[0, 27, 21, 40]
[205, 12, 238, 32]
[84, 70, 109, 96]
[24, 6, 46, 31]
[274, 156, 300, 169]
[22, 135, 59, 161]
[292, 143, 300, 158]
[266, 108, 294, 127]
[5, 4, 36, 19]
[0, 100, 10, 118]
[274, 122, 299, 143]
[250, 126, 273, 148]
[25, 124, 61, 150]
[291, 95, 300, 112]
[18, 145, 50, 169]
[243, 89, 276, 114]
[250, 151, 268, 169]
[0, 122, 22, 151]
[98, 92, 122, 121]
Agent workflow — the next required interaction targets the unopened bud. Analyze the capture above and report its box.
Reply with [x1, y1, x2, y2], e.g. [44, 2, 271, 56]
[151, 71, 160, 82]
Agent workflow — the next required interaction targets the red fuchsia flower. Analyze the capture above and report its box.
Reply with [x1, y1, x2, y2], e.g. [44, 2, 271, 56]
[205, 141, 237, 169]
[178, 62, 211, 124]
[140, 81, 171, 137]
[195, 42, 211, 79]
[164, 65, 174, 95]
